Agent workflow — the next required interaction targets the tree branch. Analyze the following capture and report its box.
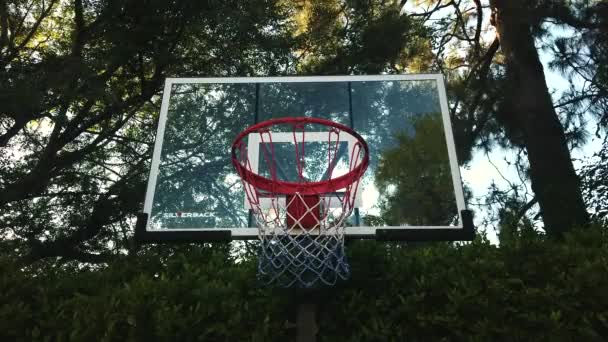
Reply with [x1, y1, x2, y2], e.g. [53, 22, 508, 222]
[1, 0, 58, 67]
[0, 0, 8, 49]
[22, 160, 148, 264]
[72, 0, 85, 57]
[515, 196, 538, 223]
[472, 0, 483, 55]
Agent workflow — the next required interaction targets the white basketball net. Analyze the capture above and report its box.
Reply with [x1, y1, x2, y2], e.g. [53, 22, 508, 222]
[249, 192, 356, 287]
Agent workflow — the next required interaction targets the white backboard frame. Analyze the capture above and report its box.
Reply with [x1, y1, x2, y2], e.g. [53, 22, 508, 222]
[141, 74, 468, 240]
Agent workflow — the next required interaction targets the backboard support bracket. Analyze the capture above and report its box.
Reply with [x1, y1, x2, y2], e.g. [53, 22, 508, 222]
[134, 210, 475, 243]
[375, 210, 475, 241]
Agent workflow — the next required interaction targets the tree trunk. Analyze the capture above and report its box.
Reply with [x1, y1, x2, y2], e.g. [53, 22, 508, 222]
[489, 0, 589, 236]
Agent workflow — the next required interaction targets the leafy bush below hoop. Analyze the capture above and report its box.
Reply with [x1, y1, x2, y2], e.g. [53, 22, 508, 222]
[1, 226, 607, 341]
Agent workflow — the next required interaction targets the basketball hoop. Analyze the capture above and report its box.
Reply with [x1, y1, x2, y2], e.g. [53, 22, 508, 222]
[232, 117, 369, 287]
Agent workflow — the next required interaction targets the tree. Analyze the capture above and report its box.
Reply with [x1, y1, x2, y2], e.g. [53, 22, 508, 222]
[3, 0, 603, 264]
[1, 0, 435, 263]
[401, 0, 606, 236]
[488, 0, 589, 236]
[0, 0, 297, 262]
[292, 0, 433, 74]
[580, 140, 608, 225]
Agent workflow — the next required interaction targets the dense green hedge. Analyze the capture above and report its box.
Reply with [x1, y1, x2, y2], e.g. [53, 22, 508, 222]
[2, 227, 607, 341]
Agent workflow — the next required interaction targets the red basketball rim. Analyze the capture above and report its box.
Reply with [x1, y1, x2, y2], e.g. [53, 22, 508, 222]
[231, 117, 369, 195]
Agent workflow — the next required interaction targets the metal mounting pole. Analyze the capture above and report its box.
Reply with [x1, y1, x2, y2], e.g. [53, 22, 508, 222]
[296, 299, 317, 342]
